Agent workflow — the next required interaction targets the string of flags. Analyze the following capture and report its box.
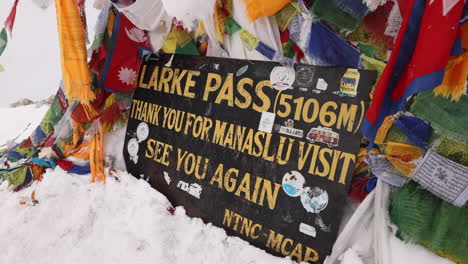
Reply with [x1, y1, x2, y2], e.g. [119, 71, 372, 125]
[0, 0, 467, 263]
[0, 0, 20, 59]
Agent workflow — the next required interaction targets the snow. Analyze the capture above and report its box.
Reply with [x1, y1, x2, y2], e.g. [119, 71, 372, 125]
[341, 249, 364, 264]
[0, 168, 295, 264]
[0, 104, 49, 146]
[338, 229, 455, 264]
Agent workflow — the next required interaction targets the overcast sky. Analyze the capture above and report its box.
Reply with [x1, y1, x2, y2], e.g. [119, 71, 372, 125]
[0, 0, 98, 107]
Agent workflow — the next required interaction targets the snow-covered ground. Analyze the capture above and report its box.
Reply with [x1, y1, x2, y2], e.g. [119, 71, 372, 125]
[0, 105, 455, 264]
[0, 167, 296, 264]
[0, 104, 49, 146]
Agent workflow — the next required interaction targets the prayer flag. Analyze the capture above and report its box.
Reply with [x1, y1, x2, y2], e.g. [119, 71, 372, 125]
[362, 0, 466, 146]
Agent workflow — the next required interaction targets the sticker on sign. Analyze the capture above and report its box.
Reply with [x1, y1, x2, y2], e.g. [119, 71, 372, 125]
[258, 112, 276, 133]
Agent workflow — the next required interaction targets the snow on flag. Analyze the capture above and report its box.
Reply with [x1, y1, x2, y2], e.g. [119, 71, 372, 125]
[124, 53, 377, 263]
[362, 0, 466, 146]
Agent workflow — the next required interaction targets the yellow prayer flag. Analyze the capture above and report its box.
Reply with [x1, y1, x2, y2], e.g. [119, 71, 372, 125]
[55, 0, 94, 104]
[239, 29, 259, 51]
[243, 0, 292, 21]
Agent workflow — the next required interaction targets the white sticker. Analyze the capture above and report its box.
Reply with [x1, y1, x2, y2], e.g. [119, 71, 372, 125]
[299, 223, 316, 237]
[258, 112, 276, 133]
[164, 171, 171, 184]
[136, 122, 149, 142]
[282, 171, 305, 197]
[300, 186, 329, 213]
[412, 150, 468, 207]
[316, 78, 328, 91]
[127, 138, 139, 164]
[270, 66, 295, 91]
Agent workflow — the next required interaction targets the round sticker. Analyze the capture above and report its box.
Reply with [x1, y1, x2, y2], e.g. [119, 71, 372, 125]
[282, 171, 305, 197]
[136, 122, 149, 142]
[300, 186, 329, 214]
[127, 138, 139, 156]
[295, 66, 314, 87]
[270, 66, 295, 91]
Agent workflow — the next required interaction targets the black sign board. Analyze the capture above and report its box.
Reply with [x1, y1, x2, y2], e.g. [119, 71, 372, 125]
[124, 53, 376, 263]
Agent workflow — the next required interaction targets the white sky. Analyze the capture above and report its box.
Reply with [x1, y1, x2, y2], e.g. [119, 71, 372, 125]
[0, 0, 98, 107]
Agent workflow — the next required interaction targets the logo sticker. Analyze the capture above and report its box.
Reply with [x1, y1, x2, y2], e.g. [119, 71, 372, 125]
[282, 171, 305, 197]
[300, 186, 329, 214]
[306, 126, 339, 148]
[278, 119, 304, 138]
[339, 68, 360, 97]
[270, 66, 295, 91]
[294, 65, 314, 87]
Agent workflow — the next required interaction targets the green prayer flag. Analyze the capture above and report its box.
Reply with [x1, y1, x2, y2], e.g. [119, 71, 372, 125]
[5, 167, 27, 189]
[358, 43, 377, 58]
[282, 40, 294, 58]
[311, 0, 361, 32]
[0, 28, 8, 56]
[224, 17, 242, 36]
[175, 40, 200, 56]
[411, 91, 468, 144]
[390, 181, 468, 264]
